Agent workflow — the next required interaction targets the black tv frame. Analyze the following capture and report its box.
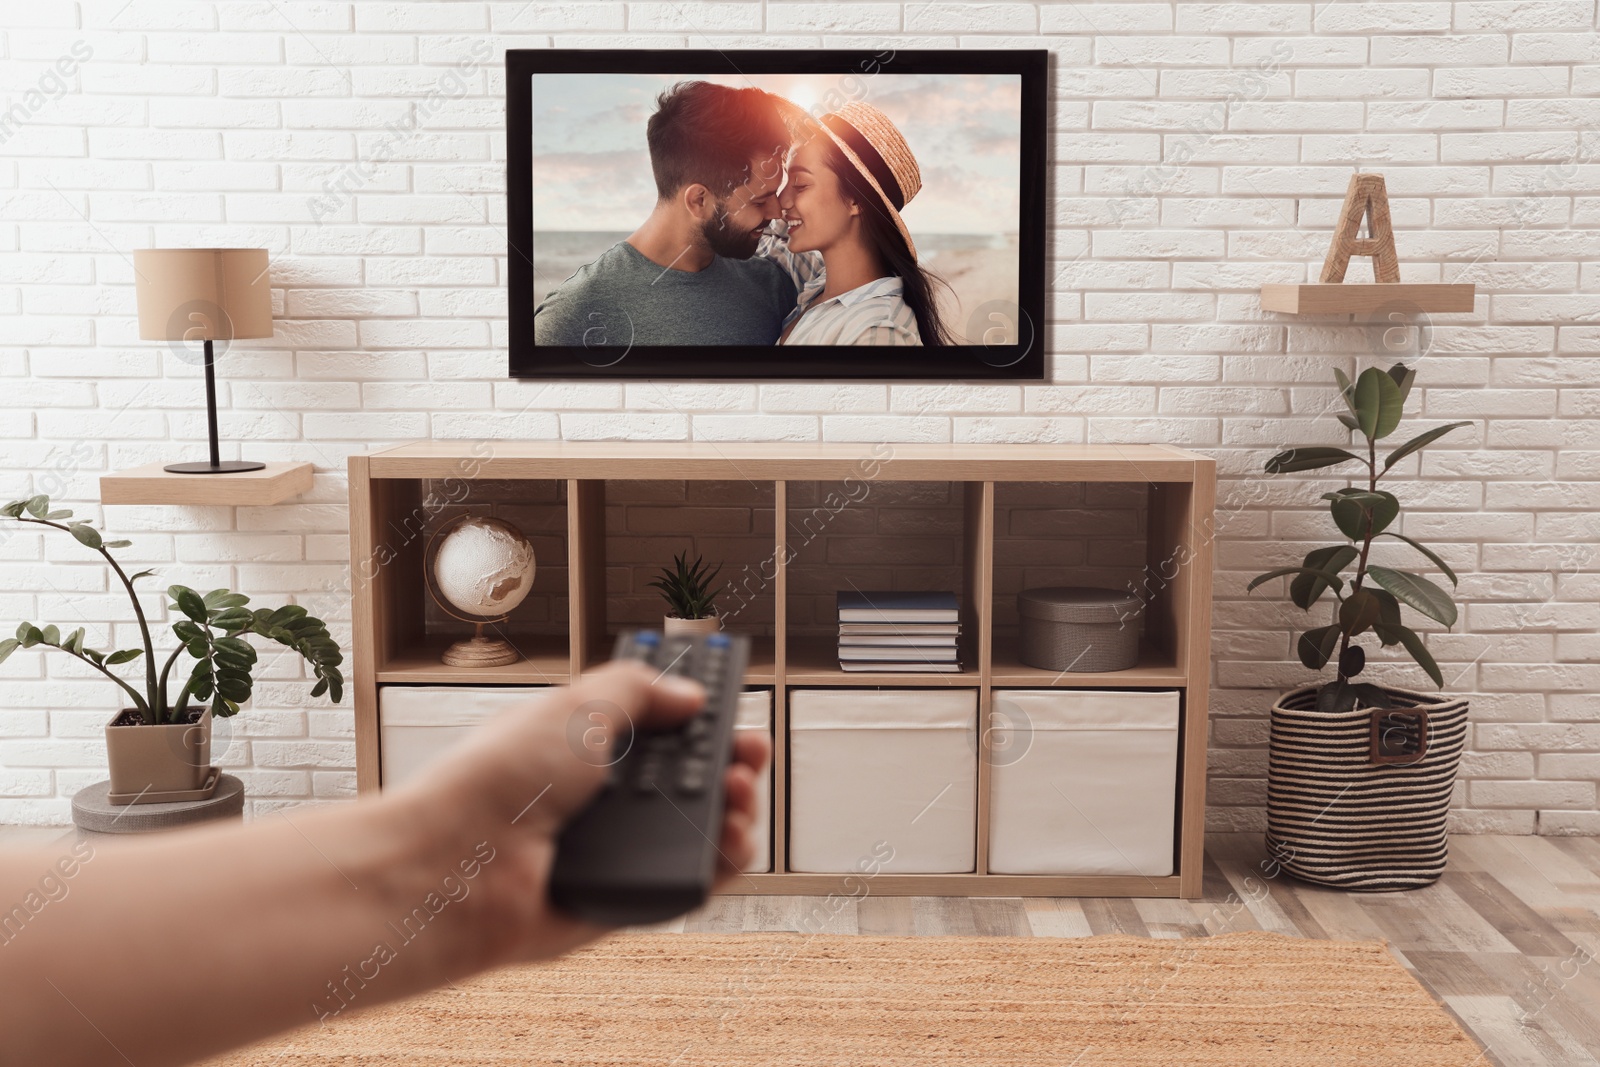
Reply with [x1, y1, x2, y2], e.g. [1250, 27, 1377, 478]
[506, 48, 1048, 381]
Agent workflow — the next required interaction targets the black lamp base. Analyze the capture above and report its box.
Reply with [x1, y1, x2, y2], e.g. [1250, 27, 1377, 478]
[163, 460, 268, 475]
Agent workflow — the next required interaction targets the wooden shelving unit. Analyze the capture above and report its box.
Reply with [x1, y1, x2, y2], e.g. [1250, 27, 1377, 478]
[101, 462, 314, 506]
[349, 441, 1216, 898]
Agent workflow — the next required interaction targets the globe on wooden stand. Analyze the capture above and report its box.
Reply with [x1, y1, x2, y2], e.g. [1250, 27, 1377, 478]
[423, 515, 536, 669]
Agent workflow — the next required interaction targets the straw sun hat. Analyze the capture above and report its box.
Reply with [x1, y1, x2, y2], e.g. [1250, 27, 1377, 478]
[814, 101, 923, 261]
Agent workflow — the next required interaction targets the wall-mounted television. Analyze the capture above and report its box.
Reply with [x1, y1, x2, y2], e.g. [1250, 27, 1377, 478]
[507, 49, 1047, 380]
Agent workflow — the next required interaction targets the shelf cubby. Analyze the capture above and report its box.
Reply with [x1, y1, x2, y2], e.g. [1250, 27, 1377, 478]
[350, 442, 1214, 898]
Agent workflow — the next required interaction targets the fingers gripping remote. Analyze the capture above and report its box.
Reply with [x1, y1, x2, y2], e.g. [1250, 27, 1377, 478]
[549, 629, 751, 926]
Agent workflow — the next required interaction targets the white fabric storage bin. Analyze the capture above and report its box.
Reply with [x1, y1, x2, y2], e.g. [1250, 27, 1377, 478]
[378, 686, 547, 789]
[736, 690, 773, 873]
[988, 689, 1180, 877]
[788, 688, 977, 874]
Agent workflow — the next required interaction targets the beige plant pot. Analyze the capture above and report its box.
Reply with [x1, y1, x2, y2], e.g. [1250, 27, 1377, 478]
[663, 614, 721, 637]
[105, 707, 212, 800]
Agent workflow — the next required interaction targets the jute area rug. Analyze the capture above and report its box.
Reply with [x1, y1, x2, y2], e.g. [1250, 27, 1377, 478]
[201, 931, 1484, 1066]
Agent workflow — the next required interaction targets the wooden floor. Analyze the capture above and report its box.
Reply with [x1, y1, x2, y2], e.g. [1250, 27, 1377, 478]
[5, 827, 1596, 1066]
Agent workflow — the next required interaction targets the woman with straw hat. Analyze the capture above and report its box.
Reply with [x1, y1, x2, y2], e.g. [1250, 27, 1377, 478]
[773, 102, 954, 347]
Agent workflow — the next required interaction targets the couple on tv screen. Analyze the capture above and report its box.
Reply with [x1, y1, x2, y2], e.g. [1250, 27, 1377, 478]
[532, 81, 954, 350]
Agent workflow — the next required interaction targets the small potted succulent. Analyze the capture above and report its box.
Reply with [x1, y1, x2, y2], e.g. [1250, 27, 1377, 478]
[0, 495, 344, 803]
[649, 551, 724, 636]
[1247, 362, 1472, 890]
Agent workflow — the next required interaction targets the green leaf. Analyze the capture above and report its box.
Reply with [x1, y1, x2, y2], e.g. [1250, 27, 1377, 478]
[45, 509, 73, 520]
[310, 678, 329, 699]
[1375, 623, 1445, 688]
[1375, 532, 1460, 586]
[0, 500, 27, 518]
[24, 495, 49, 518]
[1382, 421, 1472, 473]
[1367, 566, 1458, 628]
[16, 623, 43, 648]
[214, 636, 257, 662]
[1289, 545, 1359, 610]
[172, 621, 203, 643]
[1370, 588, 1404, 635]
[105, 649, 144, 665]
[1353, 366, 1406, 440]
[40, 624, 60, 646]
[1325, 488, 1400, 540]
[1387, 362, 1417, 403]
[1332, 368, 1359, 419]
[65, 628, 86, 653]
[174, 587, 209, 625]
[1247, 565, 1346, 596]
[1336, 413, 1360, 431]
[211, 609, 254, 631]
[1317, 677, 1354, 713]
[101, 539, 132, 549]
[129, 569, 158, 583]
[68, 524, 102, 550]
[1297, 625, 1342, 671]
[83, 648, 106, 665]
[1339, 589, 1383, 635]
[268, 605, 308, 626]
[0, 638, 19, 664]
[1264, 446, 1362, 474]
[204, 590, 251, 610]
[1351, 681, 1395, 709]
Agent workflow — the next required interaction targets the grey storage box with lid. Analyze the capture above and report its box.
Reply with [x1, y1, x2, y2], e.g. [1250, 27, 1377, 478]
[1016, 586, 1144, 672]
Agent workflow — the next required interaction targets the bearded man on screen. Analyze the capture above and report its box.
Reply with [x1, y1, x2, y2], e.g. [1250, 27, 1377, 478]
[533, 81, 799, 348]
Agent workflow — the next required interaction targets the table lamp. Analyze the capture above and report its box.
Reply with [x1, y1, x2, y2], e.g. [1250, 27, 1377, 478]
[133, 248, 272, 474]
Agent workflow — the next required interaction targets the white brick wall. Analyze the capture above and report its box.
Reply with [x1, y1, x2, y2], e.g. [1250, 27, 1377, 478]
[2, 2, 1598, 834]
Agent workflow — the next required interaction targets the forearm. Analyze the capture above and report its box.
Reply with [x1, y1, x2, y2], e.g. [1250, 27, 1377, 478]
[0, 791, 487, 1067]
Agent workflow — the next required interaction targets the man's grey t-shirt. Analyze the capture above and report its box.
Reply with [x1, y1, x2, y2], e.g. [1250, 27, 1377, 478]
[532, 240, 798, 347]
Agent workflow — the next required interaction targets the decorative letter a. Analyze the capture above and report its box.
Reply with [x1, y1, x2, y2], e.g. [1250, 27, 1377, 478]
[1320, 172, 1400, 284]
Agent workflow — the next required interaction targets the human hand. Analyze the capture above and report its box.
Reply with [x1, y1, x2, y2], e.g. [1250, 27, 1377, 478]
[388, 660, 769, 972]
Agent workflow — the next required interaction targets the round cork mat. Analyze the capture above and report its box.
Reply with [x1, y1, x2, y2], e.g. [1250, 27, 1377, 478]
[193, 931, 1484, 1066]
[71, 774, 244, 835]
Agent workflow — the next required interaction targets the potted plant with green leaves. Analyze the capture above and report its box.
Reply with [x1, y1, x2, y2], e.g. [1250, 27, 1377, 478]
[649, 551, 724, 636]
[1246, 362, 1472, 891]
[0, 495, 344, 804]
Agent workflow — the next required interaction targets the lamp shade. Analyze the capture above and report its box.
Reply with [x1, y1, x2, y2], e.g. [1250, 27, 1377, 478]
[133, 248, 272, 342]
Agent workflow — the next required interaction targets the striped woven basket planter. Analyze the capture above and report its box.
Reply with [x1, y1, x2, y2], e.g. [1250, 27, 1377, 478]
[1264, 684, 1469, 892]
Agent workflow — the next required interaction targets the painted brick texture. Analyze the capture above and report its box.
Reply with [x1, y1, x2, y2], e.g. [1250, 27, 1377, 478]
[1, 2, 1597, 833]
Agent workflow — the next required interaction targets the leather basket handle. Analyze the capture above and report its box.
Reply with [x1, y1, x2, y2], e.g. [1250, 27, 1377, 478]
[1370, 707, 1430, 765]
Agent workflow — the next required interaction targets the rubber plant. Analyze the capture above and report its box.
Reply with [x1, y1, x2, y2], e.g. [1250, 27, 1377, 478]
[648, 551, 724, 620]
[1247, 362, 1470, 714]
[0, 494, 344, 725]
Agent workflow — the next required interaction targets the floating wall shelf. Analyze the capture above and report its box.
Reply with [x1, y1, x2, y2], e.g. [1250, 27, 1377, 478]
[1259, 282, 1476, 316]
[100, 462, 314, 506]
[1260, 173, 1479, 316]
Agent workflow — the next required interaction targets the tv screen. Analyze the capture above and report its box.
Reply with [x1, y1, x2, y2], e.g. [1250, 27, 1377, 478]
[507, 49, 1047, 380]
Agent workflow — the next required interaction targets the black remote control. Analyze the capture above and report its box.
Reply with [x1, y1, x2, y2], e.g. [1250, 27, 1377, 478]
[548, 628, 751, 925]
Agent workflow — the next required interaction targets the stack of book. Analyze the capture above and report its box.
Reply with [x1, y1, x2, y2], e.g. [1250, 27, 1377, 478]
[836, 590, 961, 672]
